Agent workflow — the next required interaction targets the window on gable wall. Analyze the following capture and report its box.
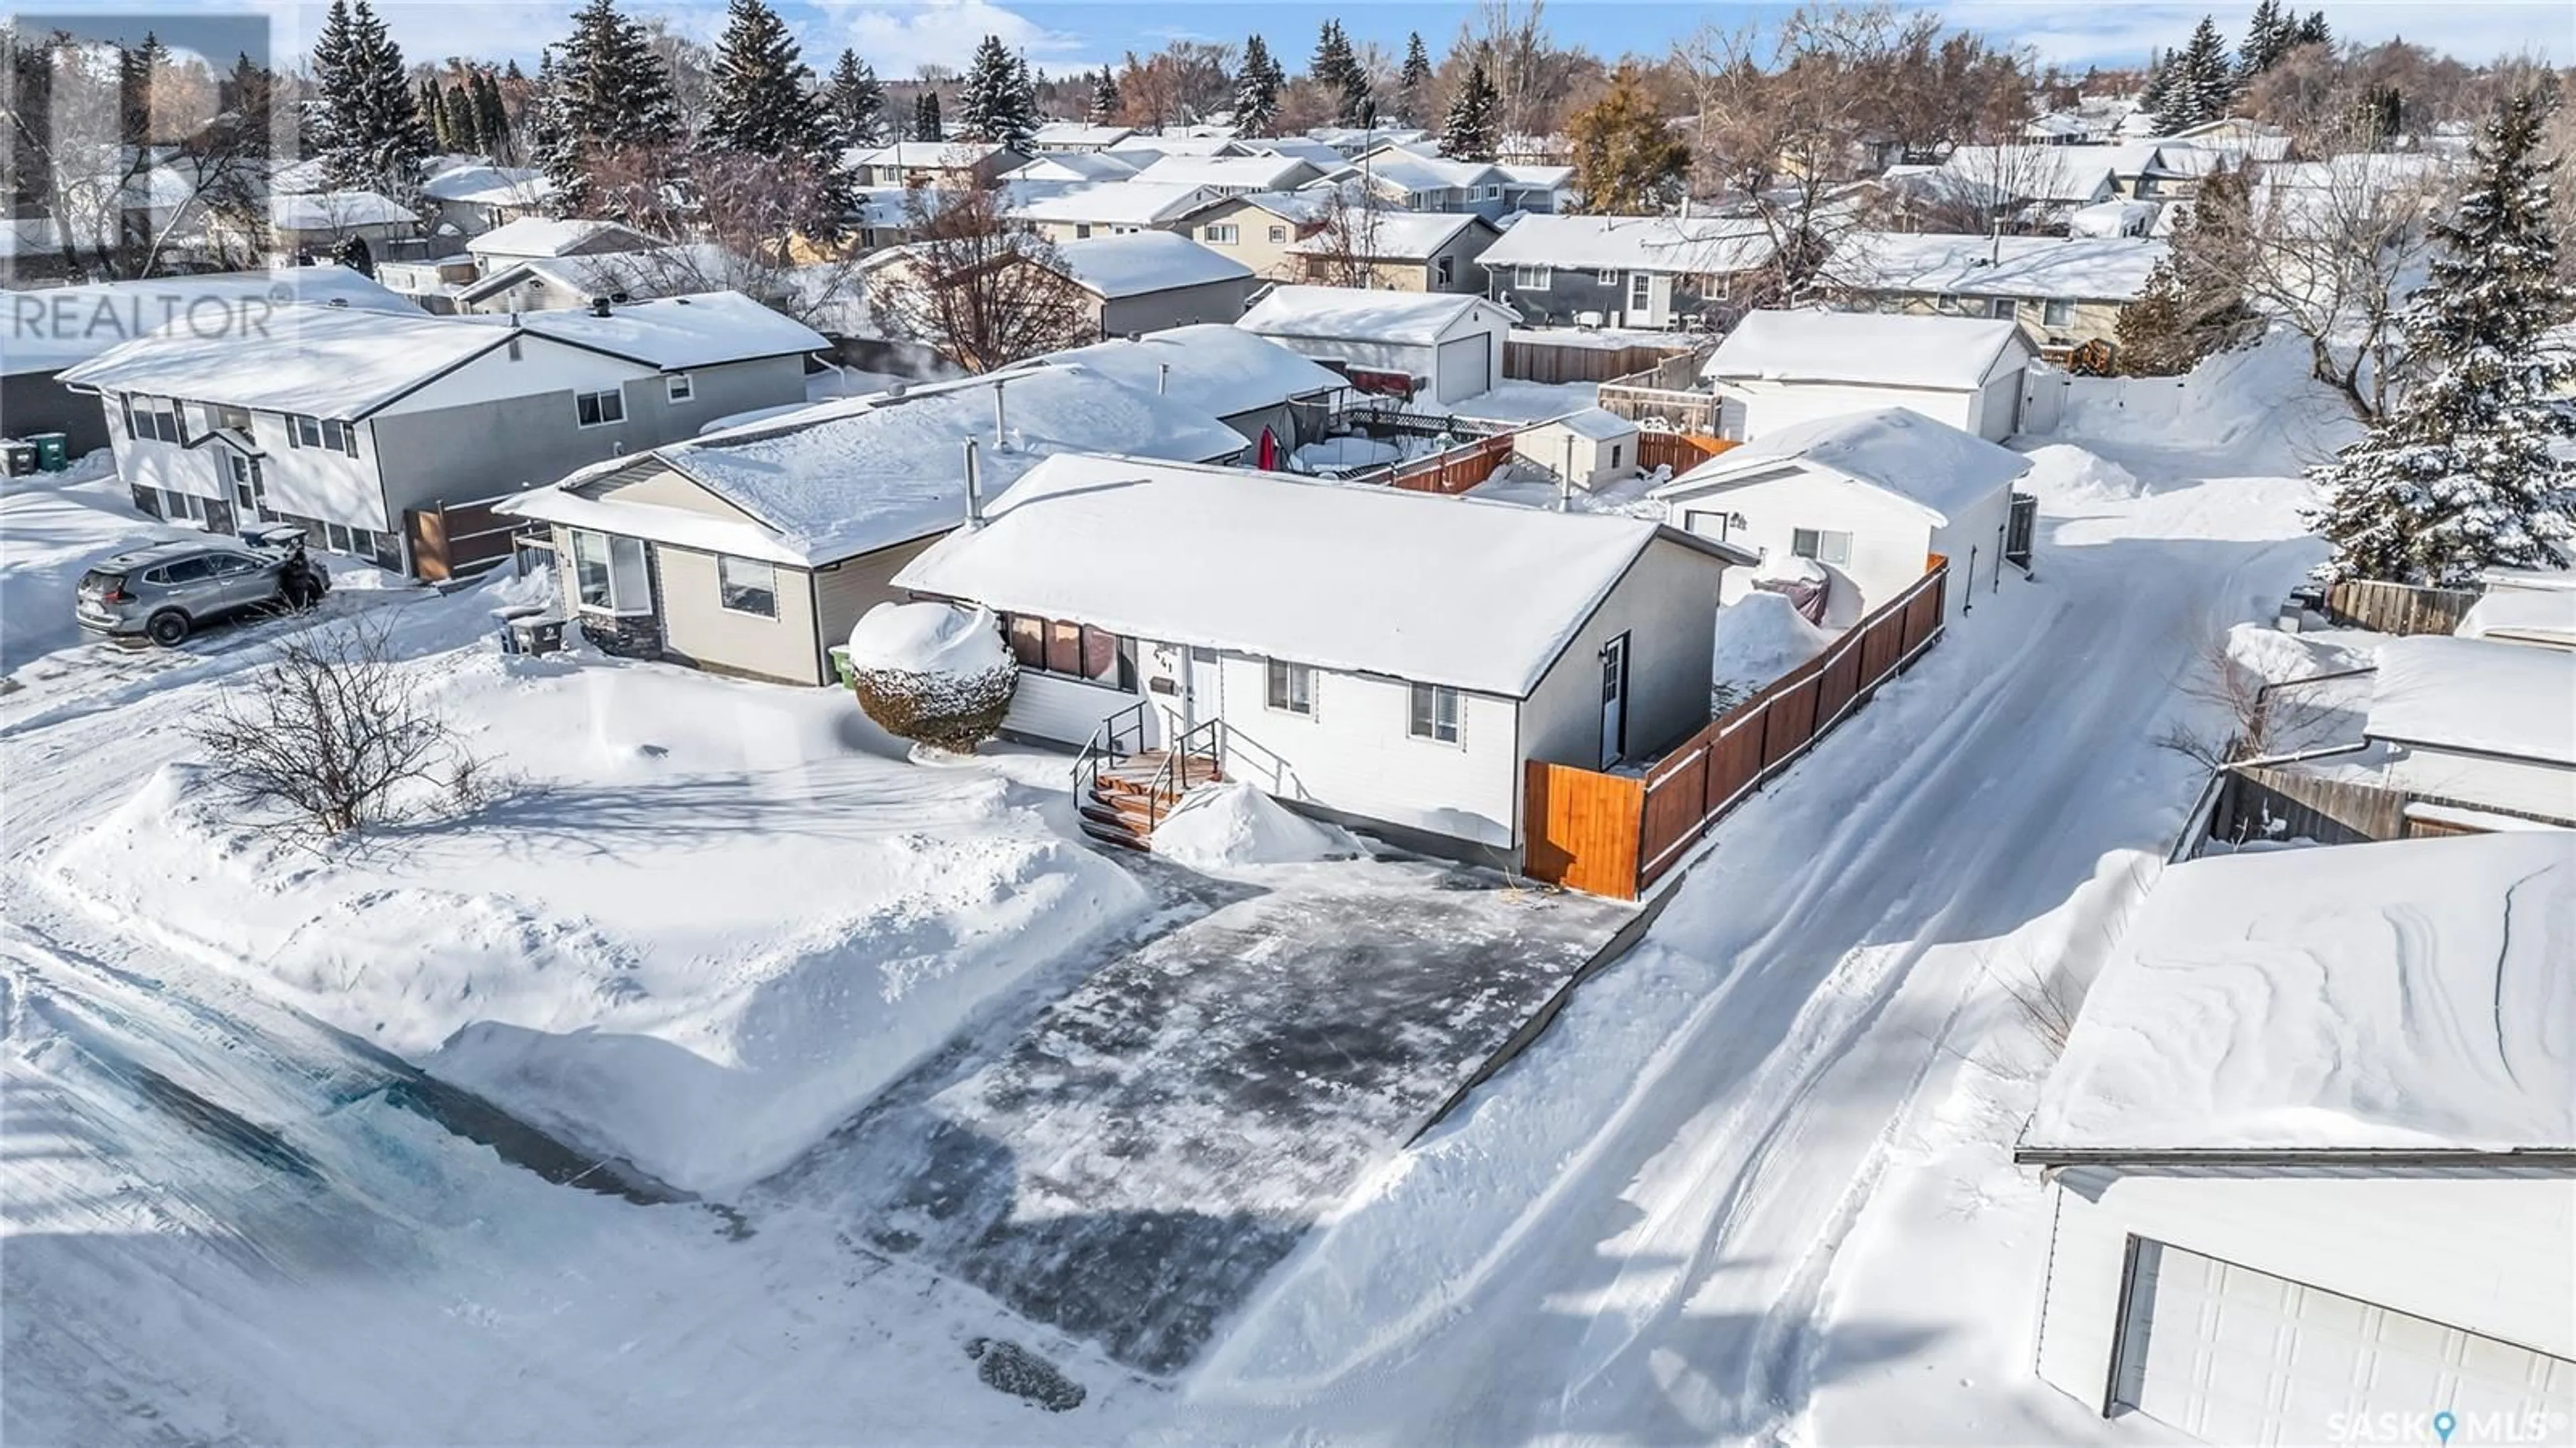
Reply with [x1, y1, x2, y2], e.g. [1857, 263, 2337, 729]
[1407, 682, 1460, 742]
[575, 388, 625, 427]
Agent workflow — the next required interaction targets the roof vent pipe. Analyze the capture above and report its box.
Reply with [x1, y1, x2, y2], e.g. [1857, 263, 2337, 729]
[1158, 362, 1170, 395]
[963, 437, 984, 527]
[1560, 433, 1575, 513]
[590, 295, 611, 317]
[992, 380, 1007, 446]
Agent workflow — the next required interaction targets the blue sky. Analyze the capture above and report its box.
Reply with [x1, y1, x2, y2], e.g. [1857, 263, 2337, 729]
[53, 0, 2571, 79]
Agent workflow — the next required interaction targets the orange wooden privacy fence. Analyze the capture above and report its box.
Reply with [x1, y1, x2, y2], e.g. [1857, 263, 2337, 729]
[1388, 431, 1518, 495]
[1636, 431, 1733, 477]
[1523, 559, 1953, 900]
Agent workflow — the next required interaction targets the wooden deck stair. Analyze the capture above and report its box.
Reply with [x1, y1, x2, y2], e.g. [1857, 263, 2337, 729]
[1078, 749, 1224, 852]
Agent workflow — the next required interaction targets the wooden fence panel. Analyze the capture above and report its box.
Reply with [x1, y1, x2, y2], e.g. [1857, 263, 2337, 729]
[1706, 719, 1765, 814]
[1760, 675, 1820, 770]
[1858, 611, 1902, 690]
[1389, 432, 1516, 495]
[1638, 751, 1709, 875]
[1814, 635, 1864, 725]
[1900, 580, 1941, 655]
[405, 497, 524, 583]
[1523, 761, 1646, 900]
[2323, 578, 2481, 636]
[1635, 431, 1732, 476]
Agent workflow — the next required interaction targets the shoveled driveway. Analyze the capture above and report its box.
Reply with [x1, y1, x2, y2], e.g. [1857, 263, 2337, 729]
[755, 862, 1631, 1374]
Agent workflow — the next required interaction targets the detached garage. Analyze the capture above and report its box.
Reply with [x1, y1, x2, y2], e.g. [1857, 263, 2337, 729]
[1237, 285, 1513, 405]
[1703, 309, 2033, 442]
[2017, 833, 2576, 1446]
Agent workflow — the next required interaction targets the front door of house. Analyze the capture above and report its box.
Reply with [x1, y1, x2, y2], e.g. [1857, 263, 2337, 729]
[1599, 633, 1629, 768]
[1183, 645, 1224, 735]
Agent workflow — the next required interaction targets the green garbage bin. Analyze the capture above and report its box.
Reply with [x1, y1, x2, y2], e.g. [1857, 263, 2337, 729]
[28, 433, 68, 472]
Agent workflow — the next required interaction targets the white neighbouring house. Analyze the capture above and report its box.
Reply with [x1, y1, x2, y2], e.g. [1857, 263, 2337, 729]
[892, 453, 1757, 861]
[1236, 285, 1515, 405]
[1650, 407, 2029, 625]
[2017, 833, 2576, 1445]
[2361, 636, 2576, 825]
[1702, 309, 2035, 442]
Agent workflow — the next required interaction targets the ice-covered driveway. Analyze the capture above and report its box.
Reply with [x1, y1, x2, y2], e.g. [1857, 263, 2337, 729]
[756, 862, 1631, 1375]
[1171, 462, 2324, 1444]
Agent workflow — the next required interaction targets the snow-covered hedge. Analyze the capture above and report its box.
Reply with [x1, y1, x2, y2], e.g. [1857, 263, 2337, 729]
[838, 602, 1017, 753]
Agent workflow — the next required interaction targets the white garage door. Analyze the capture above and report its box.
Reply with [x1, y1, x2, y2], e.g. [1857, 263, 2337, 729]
[1435, 333, 1491, 403]
[2115, 1241, 2576, 1445]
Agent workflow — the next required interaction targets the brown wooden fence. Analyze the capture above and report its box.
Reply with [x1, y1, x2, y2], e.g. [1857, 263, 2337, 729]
[1505, 338, 1696, 385]
[2322, 578, 2481, 635]
[1636, 431, 1731, 477]
[1524, 560, 1953, 900]
[405, 495, 527, 582]
[1387, 431, 1519, 495]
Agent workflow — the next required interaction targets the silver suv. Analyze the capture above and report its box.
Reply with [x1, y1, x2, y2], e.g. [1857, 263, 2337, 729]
[75, 526, 331, 647]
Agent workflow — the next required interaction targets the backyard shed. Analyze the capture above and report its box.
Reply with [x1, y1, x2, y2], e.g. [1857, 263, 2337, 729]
[1703, 310, 2033, 442]
[1049, 230, 1256, 335]
[1236, 286, 1513, 405]
[1513, 407, 1642, 490]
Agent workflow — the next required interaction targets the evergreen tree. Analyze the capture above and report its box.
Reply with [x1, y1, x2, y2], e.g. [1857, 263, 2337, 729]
[441, 81, 477, 153]
[1232, 37, 1279, 136]
[2307, 93, 2576, 584]
[2153, 16, 2235, 134]
[2114, 162, 2257, 374]
[1396, 32, 1432, 125]
[543, 0, 681, 207]
[472, 68, 511, 155]
[1088, 66, 1120, 125]
[1566, 64, 1687, 213]
[2237, 0, 2291, 79]
[417, 77, 447, 148]
[2294, 10, 2332, 47]
[311, 0, 433, 192]
[914, 88, 942, 141]
[1311, 20, 1369, 126]
[1442, 53, 1498, 163]
[825, 50, 884, 148]
[958, 34, 1036, 146]
[703, 0, 829, 158]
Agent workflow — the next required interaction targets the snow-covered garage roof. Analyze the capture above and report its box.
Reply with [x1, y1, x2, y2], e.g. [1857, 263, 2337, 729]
[1654, 407, 2030, 525]
[1825, 232, 2168, 302]
[1285, 211, 1486, 262]
[2367, 636, 2576, 766]
[2021, 832, 2576, 1158]
[1704, 310, 2029, 392]
[1027, 325, 1344, 419]
[1010, 180, 1223, 227]
[1130, 154, 1321, 192]
[269, 190, 417, 231]
[1479, 213, 1776, 276]
[895, 453, 1731, 697]
[1051, 230, 1252, 299]
[1238, 286, 1507, 348]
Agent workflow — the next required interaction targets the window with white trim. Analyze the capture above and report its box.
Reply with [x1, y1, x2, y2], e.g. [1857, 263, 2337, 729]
[575, 388, 626, 427]
[716, 554, 777, 617]
[126, 395, 181, 443]
[1597, 267, 1618, 284]
[1265, 658, 1313, 715]
[2043, 297, 2076, 328]
[1514, 264, 1552, 291]
[1989, 297, 2019, 321]
[666, 372, 694, 403]
[1792, 527, 1854, 566]
[1407, 682, 1460, 742]
[570, 529, 651, 613]
[1436, 254, 1454, 286]
[1267, 224, 1289, 244]
[1203, 222, 1240, 244]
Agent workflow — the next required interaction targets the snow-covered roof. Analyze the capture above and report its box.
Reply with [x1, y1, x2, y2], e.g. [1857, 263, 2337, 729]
[1497, 163, 1574, 189]
[894, 453, 1721, 696]
[1655, 407, 2029, 525]
[1010, 180, 1224, 226]
[1240, 137, 1349, 170]
[485, 291, 826, 370]
[1359, 150, 1502, 195]
[1306, 125, 1430, 154]
[1238, 286, 1506, 347]
[1131, 154, 1320, 191]
[2066, 200, 2158, 238]
[1827, 232, 2168, 301]
[1285, 211, 1485, 261]
[2, 265, 413, 376]
[421, 163, 553, 206]
[1545, 407, 1638, 442]
[2023, 833, 2576, 1157]
[509, 366, 1246, 566]
[1030, 121, 1134, 149]
[1050, 230, 1252, 299]
[2367, 636, 2576, 766]
[1479, 214, 1776, 276]
[455, 242, 755, 305]
[1705, 309, 2029, 391]
[468, 216, 657, 259]
[269, 190, 417, 231]
[1012, 151, 1144, 184]
[2458, 588, 2576, 649]
[1026, 325, 1344, 419]
[58, 303, 504, 417]
[1932, 146, 2125, 203]
[1105, 133, 1242, 158]
[849, 141, 1016, 168]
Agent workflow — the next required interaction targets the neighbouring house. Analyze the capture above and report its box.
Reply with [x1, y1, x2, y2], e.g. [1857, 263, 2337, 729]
[1288, 211, 1498, 293]
[1181, 191, 1329, 280]
[1129, 153, 1331, 197]
[1307, 125, 1432, 156]
[1, 265, 415, 456]
[373, 254, 482, 314]
[248, 191, 419, 258]
[2015, 832, 2576, 1443]
[465, 217, 665, 275]
[1020, 324, 1346, 456]
[1702, 309, 2034, 442]
[1029, 121, 1135, 153]
[1512, 407, 1641, 490]
[1008, 152, 1147, 186]
[845, 141, 1026, 189]
[1824, 232, 2167, 356]
[1236, 285, 1515, 405]
[1239, 137, 1351, 171]
[1479, 213, 1778, 330]
[59, 292, 826, 572]
[1010, 180, 1228, 244]
[454, 242, 773, 317]
[419, 164, 555, 238]
[1104, 133, 1248, 162]
[892, 452, 1756, 858]
[496, 368, 1247, 684]
[2159, 116, 2294, 163]
[1935, 142, 2200, 215]
[1346, 146, 1519, 219]
[1652, 406, 2027, 624]
[2359, 636, 2576, 825]
[1049, 231, 1256, 335]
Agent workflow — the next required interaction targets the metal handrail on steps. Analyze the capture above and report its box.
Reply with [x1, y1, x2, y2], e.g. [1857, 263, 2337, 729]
[1143, 716, 1226, 834]
[1072, 699, 1151, 814]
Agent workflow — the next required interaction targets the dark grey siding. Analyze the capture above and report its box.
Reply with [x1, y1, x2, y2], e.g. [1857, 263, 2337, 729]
[1096, 277, 1255, 338]
[1487, 269, 1713, 328]
[4, 370, 110, 453]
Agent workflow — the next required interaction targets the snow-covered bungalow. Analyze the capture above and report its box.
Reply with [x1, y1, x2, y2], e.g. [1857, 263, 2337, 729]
[1286, 211, 1498, 294]
[497, 368, 1247, 685]
[893, 454, 1757, 861]
[1028, 121, 1136, 153]
[1049, 231, 1256, 335]
[1021, 325, 1346, 456]
[1009, 181, 1226, 244]
[2017, 833, 2576, 1442]
[1823, 233, 2167, 354]
[60, 293, 825, 571]
[1651, 407, 2029, 625]
[464, 216, 664, 274]
[250, 190, 419, 258]
[1702, 310, 2033, 442]
[1237, 286, 1514, 405]
[2361, 636, 2576, 825]
[1129, 153, 1332, 197]
[419, 163, 555, 238]
[1479, 213, 1777, 330]
[845, 141, 1025, 190]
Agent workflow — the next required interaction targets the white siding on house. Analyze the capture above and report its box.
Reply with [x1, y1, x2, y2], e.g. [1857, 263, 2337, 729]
[380, 334, 650, 417]
[811, 536, 945, 686]
[2033, 1168, 2576, 1420]
[1685, 470, 1939, 629]
[1722, 380, 1990, 442]
[1006, 670, 1150, 747]
[1925, 481, 2017, 612]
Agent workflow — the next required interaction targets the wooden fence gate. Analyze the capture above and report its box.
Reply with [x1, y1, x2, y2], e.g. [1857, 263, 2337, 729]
[405, 494, 527, 583]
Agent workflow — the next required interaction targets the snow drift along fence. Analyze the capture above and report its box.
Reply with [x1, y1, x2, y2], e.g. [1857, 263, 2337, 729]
[2321, 578, 2482, 636]
[1387, 432, 1519, 495]
[1525, 560, 1952, 900]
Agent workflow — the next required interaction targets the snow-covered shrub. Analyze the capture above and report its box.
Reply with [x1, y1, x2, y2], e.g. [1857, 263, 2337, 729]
[840, 602, 1016, 753]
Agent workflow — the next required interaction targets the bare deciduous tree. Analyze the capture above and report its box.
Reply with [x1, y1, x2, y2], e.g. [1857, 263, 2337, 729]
[190, 614, 482, 836]
[2244, 135, 2456, 418]
[1295, 185, 1389, 287]
[2155, 621, 2349, 770]
[867, 180, 1094, 372]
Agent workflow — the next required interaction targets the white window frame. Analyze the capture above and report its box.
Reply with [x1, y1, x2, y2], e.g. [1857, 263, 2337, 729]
[291, 413, 324, 449]
[347, 525, 377, 559]
[324, 521, 352, 552]
[1791, 527, 1854, 566]
[1989, 297, 2019, 321]
[1202, 222, 1240, 244]
[2043, 297, 2076, 328]
[575, 387, 626, 428]
[665, 372, 694, 403]
[570, 528, 652, 615]
[1597, 267, 1619, 285]
[1514, 264, 1552, 291]
[1435, 254, 1454, 286]
[1265, 658, 1313, 715]
[716, 554, 777, 618]
[1629, 272, 1653, 312]
[1407, 682, 1461, 743]
[1267, 224, 1288, 244]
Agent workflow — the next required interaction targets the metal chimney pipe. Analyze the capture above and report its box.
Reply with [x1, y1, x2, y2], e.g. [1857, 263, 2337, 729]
[992, 380, 1007, 446]
[963, 437, 984, 527]
[1559, 433, 1575, 512]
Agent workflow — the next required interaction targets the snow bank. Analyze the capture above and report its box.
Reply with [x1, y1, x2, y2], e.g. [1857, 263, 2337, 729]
[1711, 592, 1833, 699]
[844, 601, 1009, 675]
[1152, 782, 1358, 870]
[2015, 442, 2142, 503]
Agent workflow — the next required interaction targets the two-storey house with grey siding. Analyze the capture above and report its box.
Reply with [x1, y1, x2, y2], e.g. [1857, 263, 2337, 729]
[58, 292, 826, 574]
[1479, 214, 1778, 331]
